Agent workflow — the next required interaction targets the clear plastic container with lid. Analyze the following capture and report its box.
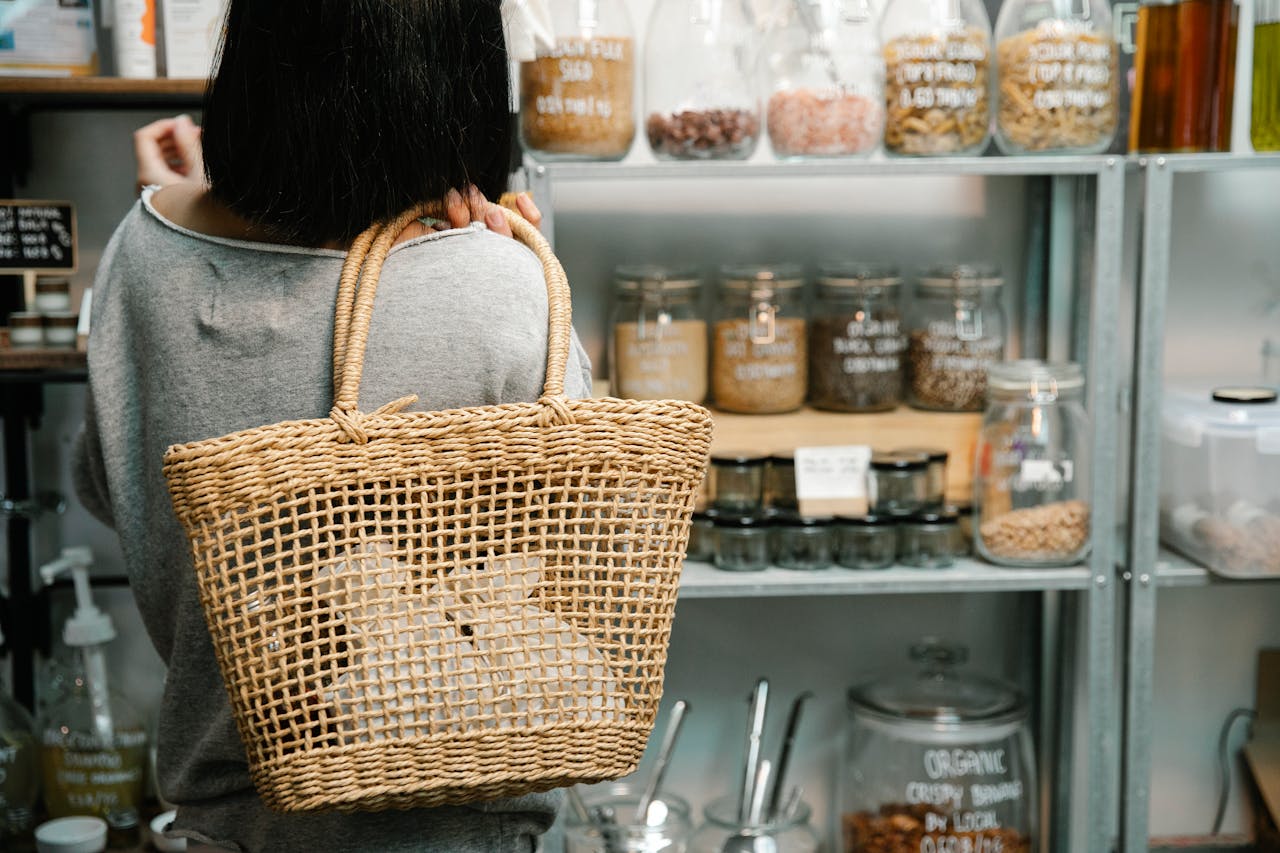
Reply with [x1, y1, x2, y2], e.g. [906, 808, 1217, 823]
[994, 0, 1119, 154]
[645, 0, 762, 160]
[712, 265, 808, 414]
[906, 265, 1006, 412]
[838, 642, 1037, 853]
[809, 263, 905, 413]
[690, 795, 822, 853]
[609, 265, 707, 404]
[880, 0, 993, 156]
[519, 0, 637, 161]
[974, 360, 1091, 567]
[763, 0, 885, 159]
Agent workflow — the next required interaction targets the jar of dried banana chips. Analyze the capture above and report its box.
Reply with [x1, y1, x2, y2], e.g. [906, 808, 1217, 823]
[994, 2, 1119, 154]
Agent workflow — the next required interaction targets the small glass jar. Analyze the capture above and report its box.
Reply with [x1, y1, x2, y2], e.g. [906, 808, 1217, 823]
[773, 513, 836, 570]
[898, 510, 961, 568]
[43, 312, 78, 348]
[948, 500, 975, 555]
[645, 0, 762, 160]
[687, 509, 718, 563]
[1254, 0, 1280, 151]
[766, 453, 799, 513]
[519, 0, 637, 162]
[808, 263, 905, 413]
[34, 277, 72, 313]
[610, 265, 708, 403]
[975, 360, 1092, 567]
[710, 453, 768, 514]
[869, 451, 930, 517]
[713, 516, 774, 572]
[7, 312, 44, 348]
[712, 265, 808, 414]
[763, 0, 885, 159]
[689, 795, 821, 853]
[907, 265, 1007, 413]
[836, 515, 899, 570]
[895, 446, 948, 508]
[564, 784, 694, 853]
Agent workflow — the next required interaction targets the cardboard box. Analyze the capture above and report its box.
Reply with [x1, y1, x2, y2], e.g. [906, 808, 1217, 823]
[157, 0, 226, 79]
[1245, 649, 1280, 851]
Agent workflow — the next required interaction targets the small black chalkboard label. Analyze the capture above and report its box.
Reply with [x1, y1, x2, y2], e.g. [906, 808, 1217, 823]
[0, 201, 77, 274]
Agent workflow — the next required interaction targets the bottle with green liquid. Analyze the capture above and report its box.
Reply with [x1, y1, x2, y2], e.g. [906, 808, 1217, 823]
[0, 624, 40, 848]
[1254, 0, 1280, 150]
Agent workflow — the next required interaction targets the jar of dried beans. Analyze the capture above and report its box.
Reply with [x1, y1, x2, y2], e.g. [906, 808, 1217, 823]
[881, 0, 994, 156]
[519, 0, 637, 162]
[712, 264, 808, 414]
[762, 0, 885, 159]
[609, 264, 707, 403]
[994, 1, 1119, 154]
[809, 262, 905, 412]
[645, 0, 762, 160]
[906, 265, 1006, 412]
[974, 360, 1092, 567]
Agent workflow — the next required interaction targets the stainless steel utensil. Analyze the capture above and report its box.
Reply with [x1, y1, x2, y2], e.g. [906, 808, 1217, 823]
[738, 679, 770, 823]
[766, 691, 811, 821]
[566, 785, 592, 825]
[634, 699, 690, 825]
[722, 760, 778, 853]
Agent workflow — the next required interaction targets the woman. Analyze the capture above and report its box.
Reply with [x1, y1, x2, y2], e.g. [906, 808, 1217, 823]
[74, 2, 590, 850]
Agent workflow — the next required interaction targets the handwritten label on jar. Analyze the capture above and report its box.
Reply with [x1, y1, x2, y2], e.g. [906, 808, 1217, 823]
[712, 317, 807, 413]
[895, 748, 1030, 853]
[519, 37, 636, 158]
[795, 445, 871, 517]
[40, 729, 147, 820]
[612, 319, 708, 403]
[884, 29, 992, 155]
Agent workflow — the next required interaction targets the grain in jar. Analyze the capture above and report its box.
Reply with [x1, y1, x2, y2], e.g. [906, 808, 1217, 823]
[809, 263, 905, 413]
[712, 264, 807, 414]
[609, 265, 707, 403]
[906, 265, 1006, 412]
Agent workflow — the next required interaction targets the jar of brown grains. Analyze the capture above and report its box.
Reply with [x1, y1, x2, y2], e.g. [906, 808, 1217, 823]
[609, 264, 707, 403]
[809, 262, 905, 412]
[712, 264, 808, 414]
[906, 265, 1006, 412]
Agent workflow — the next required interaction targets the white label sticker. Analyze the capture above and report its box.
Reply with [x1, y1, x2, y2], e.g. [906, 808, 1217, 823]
[794, 446, 872, 501]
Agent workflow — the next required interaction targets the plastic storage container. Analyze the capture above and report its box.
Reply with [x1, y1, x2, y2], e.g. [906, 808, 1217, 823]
[609, 265, 707, 403]
[1159, 383, 1280, 578]
[906, 265, 1006, 412]
[974, 361, 1092, 567]
[563, 784, 694, 852]
[1254, 0, 1280, 151]
[689, 795, 821, 853]
[839, 642, 1037, 853]
[809, 263, 905, 413]
[712, 265, 808, 414]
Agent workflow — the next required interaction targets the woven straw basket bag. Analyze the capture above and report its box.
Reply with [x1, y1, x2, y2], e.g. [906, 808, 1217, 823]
[162, 204, 713, 814]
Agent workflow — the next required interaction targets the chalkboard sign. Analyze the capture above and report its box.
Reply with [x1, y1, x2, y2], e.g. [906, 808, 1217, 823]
[0, 201, 77, 274]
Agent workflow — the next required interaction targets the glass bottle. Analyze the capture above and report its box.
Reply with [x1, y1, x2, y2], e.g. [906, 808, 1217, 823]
[1171, 0, 1238, 152]
[880, 0, 993, 156]
[1129, 0, 1180, 152]
[906, 265, 1007, 413]
[712, 265, 808, 414]
[1253, 0, 1280, 151]
[808, 263, 905, 413]
[689, 795, 822, 853]
[645, 0, 762, 160]
[994, 0, 1119, 154]
[563, 784, 694, 852]
[519, 0, 637, 162]
[763, 0, 885, 159]
[1, 667, 38, 845]
[609, 265, 708, 404]
[974, 360, 1092, 567]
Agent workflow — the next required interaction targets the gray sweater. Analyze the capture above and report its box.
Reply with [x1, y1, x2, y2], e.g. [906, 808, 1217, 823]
[74, 191, 591, 852]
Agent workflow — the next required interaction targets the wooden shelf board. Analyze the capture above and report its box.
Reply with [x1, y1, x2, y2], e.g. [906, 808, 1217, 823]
[0, 76, 205, 104]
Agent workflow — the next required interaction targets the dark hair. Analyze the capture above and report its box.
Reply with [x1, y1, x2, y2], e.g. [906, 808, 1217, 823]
[202, 0, 512, 246]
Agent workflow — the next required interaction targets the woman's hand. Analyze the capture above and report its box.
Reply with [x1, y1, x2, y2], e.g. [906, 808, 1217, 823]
[424, 186, 543, 238]
[134, 115, 204, 193]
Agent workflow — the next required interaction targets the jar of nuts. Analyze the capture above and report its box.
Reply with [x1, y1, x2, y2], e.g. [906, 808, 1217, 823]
[712, 264, 808, 414]
[645, 0, 762, 160]
[609, 264, 707, 403]
[809, 262, 905, 413]
[974, 360, 1092, 567]
[880, 0, 994, 156]
[906, 265, 1006, 412]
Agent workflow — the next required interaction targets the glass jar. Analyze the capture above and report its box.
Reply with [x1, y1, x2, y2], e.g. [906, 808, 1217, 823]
[774, 513, 836, 570]
[714, 516, 774, 572]
[519, 0, 637, 162]
[869, 451, 930, 518]
[809, 263, 905, 413]
[763, 0, 885, 159]
[947, 501, 975, 555]
[712, 265, 808, 414]
[645, 0, 762, 160]
[994, 0, 1119, 154]
[895, 447, 948, 508]
[906, 265, 1006, 413]
[880, 0, 993, 156]
[687, 509, 718, 563]
[1171, 0, 1239, 153]
[34, 277, 72, 313]
[1253, 0, 1280, 151]
[974, 360, 1092, 567]
[836, 515, 899, 570]
[766, 453, 799, 513]
[690, 796, 821, 853]
[0, 675, 38, 843]
[710, 453, 768, 514]
[564, 784, 694, 853]
[898, 510, 961, 568]
[610, 265, 708, 403]
[839, 643, 1037, 853]
[1129, 0, 1180, 152]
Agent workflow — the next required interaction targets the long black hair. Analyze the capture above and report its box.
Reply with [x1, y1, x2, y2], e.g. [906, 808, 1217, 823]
[202, 0, 512, 246]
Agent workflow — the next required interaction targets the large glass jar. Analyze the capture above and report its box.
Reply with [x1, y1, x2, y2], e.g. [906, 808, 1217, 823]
[809, 263, 905, 413]
[974, 360, 1091, 567]
[994, 0, 1119, 154]
[0, 675, 38, 843]
[564, 784, 694, 852]
[712, 265, 808, 414]
[839, 643, 1037, 853]
[690, 795, 821, 853]
[1253, 0, 1280, 151]
[880, 0, 993, 156]
[610, 265, 708, 403]
[645, 0, 762, 160]
[1129, 0, 1179, 152]
[906, 265, 1006, 413]
[763, 0, 885, 159]
[519, 0, 637, 161]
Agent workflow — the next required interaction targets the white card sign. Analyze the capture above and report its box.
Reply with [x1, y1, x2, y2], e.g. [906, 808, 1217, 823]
[794, 445, 872, 517]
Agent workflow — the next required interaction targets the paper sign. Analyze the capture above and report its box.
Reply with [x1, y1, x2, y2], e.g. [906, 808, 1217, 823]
[794, 445, 872, 517]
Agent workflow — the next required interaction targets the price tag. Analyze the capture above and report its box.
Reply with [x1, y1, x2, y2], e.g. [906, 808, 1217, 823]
[794, 445, 872, 517]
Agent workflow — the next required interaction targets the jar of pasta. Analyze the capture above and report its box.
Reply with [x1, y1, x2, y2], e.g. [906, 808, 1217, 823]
[994, 0, 1119, 154]
[880, 0, 993, 156]
[609, 265, 707, 403]
[712, 265, 808, 414]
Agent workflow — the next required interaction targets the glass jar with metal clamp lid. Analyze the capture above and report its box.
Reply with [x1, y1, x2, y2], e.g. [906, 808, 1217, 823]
[712, 264, 808, 414]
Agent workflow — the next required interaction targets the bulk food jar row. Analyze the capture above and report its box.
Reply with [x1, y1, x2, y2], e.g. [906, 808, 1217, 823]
[520, 0, 1120, 162]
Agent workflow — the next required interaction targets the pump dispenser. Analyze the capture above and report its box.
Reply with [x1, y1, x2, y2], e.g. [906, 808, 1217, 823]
[37, 548, 147, 839]
[0, 623, 40, 844]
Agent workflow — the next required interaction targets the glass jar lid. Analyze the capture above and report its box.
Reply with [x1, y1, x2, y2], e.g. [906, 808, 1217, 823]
[1211, 386, 1279, 405]
[870, 450, 929, 472]
[847, 642, 1027, 726]
[718, 263, 806, 291]
[713, 514, 773, 529]
[614, 264, 703, 293]
[894, 446, 948, 463]
[987, 360, 1085, 399]
[918, 264, 1004, 295]
[768, 451, 797, 467]
[711, 452, 770, 467]
[774, 511, 835, 527]
[816, 262, 903, 291]
[903, 509, 960, 527]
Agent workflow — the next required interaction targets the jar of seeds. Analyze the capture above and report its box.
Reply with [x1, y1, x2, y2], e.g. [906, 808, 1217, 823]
[809, 263, 906, 413]
[609, 264, 707, 403]
[712, 264, 808, 414]
[907, 264, 1006, 412]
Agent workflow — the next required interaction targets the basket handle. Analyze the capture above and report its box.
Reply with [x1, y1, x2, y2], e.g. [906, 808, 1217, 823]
[330, 202, 575, 442]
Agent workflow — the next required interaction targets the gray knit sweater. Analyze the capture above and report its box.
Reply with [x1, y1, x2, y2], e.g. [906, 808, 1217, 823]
[73, 190, 591, 852]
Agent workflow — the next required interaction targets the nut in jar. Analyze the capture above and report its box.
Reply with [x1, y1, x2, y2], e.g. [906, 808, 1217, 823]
[883, 28, 992, 156]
